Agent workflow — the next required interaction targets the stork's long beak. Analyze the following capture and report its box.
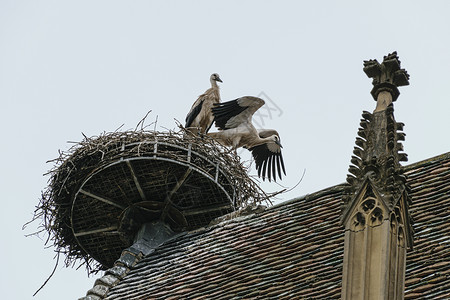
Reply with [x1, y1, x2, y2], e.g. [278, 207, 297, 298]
[275, 140, 283, 148]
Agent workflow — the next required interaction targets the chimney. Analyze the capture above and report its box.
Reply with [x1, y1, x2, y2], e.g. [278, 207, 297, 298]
[341, 52, 414, 299]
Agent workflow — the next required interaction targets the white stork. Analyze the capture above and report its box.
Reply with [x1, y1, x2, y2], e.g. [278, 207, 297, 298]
[185, 73, 223, 134]
[208, 96, 286, 182]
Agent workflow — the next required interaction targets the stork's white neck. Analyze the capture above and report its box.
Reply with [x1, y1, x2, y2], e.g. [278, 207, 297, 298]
[247, 135, 275, 149]
[210, 79, 219, 89]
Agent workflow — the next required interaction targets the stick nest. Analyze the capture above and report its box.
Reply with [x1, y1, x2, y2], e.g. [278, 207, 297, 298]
[31, 126, 275, 274]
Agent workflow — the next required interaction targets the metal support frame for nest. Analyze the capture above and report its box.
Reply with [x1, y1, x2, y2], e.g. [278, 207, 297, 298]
[35, 128, 272, 274]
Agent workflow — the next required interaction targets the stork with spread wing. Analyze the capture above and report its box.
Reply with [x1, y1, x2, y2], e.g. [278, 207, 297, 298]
[209, 96, 286, 182]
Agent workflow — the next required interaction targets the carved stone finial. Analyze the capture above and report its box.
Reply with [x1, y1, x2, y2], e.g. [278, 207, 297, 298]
[363, 51, 410, 112]
[341, 52, 414, 299]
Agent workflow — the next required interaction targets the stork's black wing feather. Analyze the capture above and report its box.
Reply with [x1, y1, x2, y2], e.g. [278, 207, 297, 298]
[185, 100, 203, 128]
[248, 143, 286, 182]
[211, 99, 247, 130]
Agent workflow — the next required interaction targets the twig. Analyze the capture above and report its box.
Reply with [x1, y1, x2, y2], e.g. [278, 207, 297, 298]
[282, 168, 306, 194]
[153, 115, 158, 132]
[33, 252, 60, 297]
[114, 123, 125, 133]
[134, 110, 152, 132]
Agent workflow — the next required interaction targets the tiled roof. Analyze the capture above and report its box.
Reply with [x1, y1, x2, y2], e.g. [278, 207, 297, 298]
[403, 152, 450, 299]
[83, 152, 450, 299]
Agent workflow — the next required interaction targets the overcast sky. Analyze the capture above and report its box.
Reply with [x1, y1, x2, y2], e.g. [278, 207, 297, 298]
[1, 1, 449, 299]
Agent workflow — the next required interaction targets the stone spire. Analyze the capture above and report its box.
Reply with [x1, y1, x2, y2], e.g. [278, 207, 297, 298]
[341, 52, 413, 300]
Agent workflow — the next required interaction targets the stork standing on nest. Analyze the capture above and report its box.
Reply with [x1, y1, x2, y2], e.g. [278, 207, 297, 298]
[185, 73, 223, 134]
[209, 96, 286, 182]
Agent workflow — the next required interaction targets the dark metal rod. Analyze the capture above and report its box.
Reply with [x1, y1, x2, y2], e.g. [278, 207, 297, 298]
[79, 189, 126, 209]
[74, 226, 119, 237]
[126, 160, 147, 201]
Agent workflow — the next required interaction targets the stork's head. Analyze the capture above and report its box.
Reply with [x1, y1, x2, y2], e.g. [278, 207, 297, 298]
[210, 73, 223, 83]
[271, 135, 283, 148]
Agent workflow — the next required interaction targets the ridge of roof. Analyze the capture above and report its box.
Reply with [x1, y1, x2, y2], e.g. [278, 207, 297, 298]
[403, 151, 450, 172]
[270, 183, 346, 210]
[274, 151, 450, 212]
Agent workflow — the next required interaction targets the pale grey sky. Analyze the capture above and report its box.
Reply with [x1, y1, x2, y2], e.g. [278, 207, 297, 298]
[1, 1, 449, 299]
